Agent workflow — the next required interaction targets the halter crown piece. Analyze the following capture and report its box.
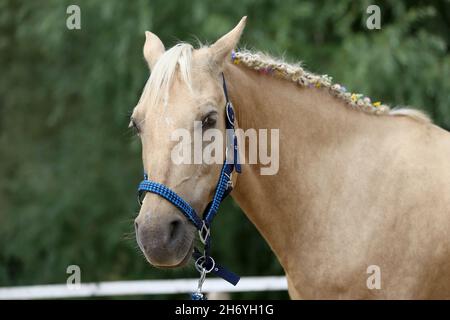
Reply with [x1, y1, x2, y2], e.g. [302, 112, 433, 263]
[137, 73, 241, 300]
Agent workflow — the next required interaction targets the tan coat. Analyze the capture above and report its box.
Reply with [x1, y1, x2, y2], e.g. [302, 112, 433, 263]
[134, 17, 450, 299]
[226, 60, 450, 299]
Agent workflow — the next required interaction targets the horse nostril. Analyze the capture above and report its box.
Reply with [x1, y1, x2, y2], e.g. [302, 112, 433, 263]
[134, 221, 139, 233]
[169, 219, 182, 241]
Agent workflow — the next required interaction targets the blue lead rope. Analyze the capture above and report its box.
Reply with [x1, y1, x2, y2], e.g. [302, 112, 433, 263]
[137, 73, 241, 294]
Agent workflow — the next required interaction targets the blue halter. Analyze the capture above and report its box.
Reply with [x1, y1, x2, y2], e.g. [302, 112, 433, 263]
[137, 73, 241, 294]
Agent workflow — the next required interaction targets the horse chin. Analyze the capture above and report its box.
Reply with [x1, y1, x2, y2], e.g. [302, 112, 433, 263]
[151, 240, 194, 269]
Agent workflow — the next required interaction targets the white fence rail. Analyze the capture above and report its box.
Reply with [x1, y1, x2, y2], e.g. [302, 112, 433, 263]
[0, 276, 287, 300]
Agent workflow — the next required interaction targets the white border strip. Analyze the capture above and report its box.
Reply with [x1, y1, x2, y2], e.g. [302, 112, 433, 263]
[0, 276, 287, 299]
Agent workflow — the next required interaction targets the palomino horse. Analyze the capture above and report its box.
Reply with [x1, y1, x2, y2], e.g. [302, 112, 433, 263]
[131, 17, 450, 299]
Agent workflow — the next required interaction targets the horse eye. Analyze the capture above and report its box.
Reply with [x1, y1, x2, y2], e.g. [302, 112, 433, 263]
[202, 112, 217, 129]
[129, 118, 140, 136]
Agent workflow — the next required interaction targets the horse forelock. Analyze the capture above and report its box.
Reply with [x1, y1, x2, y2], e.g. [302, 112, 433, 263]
[138, 43, 194, 110]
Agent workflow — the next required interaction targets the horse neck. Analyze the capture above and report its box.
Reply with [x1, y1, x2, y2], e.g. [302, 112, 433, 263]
[223, 61, 386, 266]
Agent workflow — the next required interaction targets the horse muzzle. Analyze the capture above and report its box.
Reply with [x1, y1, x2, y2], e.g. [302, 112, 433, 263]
[135, 213, 194, 267]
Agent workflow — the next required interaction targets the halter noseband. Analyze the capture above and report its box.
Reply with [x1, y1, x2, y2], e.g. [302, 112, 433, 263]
[137, 73, 241, 297]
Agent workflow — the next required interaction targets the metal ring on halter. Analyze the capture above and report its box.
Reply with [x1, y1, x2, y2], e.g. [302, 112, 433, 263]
[195, 255, 216, 274]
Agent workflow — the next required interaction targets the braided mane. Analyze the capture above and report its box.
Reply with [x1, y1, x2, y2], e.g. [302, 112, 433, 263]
[232, 50, 430, 123]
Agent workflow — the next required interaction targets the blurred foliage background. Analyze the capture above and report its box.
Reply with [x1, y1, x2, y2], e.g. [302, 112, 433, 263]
[0, 0, 449, 299]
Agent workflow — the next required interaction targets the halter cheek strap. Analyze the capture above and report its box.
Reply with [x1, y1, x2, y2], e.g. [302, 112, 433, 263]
[137, 73, 241, 289]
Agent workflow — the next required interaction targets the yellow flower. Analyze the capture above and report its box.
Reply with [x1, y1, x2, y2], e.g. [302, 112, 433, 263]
[315, 82, 321, 88]
[351, 93, 357, 102]
[373, 101, 381, 107]
[233, 58, 240, 65]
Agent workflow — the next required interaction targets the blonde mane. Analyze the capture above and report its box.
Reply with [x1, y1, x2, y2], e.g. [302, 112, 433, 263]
[232, 50, 431, 123]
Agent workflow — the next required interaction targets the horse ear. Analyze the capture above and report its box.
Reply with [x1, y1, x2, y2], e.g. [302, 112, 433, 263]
[209, 16, 247, 70]
[143, 31, 165, 70]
